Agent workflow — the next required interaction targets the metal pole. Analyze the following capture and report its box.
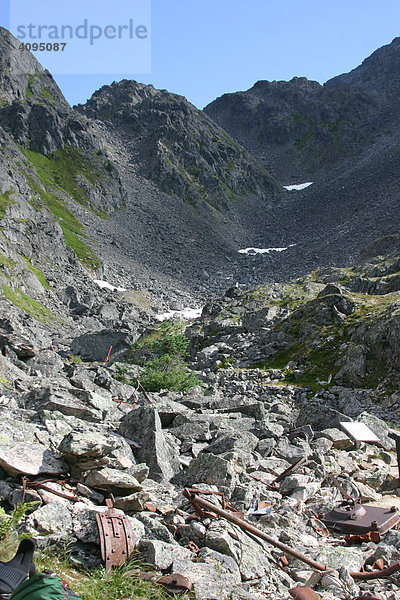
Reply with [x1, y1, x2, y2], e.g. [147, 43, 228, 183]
[388, 431, 400, 480]
[183, 489, 330, 572]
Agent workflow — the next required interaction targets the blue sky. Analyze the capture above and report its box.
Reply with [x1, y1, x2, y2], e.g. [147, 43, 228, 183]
[2, 0, 400, 108]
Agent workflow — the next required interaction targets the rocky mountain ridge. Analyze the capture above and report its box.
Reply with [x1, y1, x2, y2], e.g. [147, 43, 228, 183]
[205, 37, 400, 182]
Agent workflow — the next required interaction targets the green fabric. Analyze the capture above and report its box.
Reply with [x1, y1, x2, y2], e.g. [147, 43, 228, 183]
[10, 573, 82, 600]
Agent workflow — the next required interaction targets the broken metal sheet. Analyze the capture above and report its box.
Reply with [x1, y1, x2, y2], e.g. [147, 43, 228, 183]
[339, 422, 380, 443]
[247, 500, 272, 517]
[156, 573, 192, 594]
[96, 497, 135, 573]
[322, 501, 400, 535]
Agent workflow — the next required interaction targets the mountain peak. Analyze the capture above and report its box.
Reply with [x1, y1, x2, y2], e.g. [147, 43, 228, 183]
[326, 36, 400, 92]
[0, 27, 68, 106]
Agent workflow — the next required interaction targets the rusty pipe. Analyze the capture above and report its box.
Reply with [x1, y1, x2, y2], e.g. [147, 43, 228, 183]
[350, 561, 400, 580]
[183, 489, 330, 572]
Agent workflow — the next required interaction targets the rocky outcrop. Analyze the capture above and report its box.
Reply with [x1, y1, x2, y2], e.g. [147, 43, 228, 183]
[205, 76, 379, 181]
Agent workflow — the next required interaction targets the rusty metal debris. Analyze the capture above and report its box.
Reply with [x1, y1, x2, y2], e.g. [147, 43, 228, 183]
[329, 474, 360, 503]
[308, 514, 330, 538]
[350, 561, 400, 580]
[344, 530, 381, 545]
[250, 457, 306, 491]
[184, 487, 243, 519]
[183, 487, 331, 572]
[21, 476, 79, 503]
[352, 593, 383, 600]
[185, 540, 200, 554]
[289, 586, 322, 599]
[184, 487, 400, 581]
[279, 554, 289, 567]
[156, 573, 192, 594]
[96, 496, 135, 573]
[134, 571, 192, 594]
[321, 500, 400, 535]
[247, 500, 272, 517]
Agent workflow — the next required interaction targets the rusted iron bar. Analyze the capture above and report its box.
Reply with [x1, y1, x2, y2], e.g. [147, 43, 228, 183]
[274, 457, 306, 484]
[21, 476, 79, 502]
[350, 561, 400, 580]
[249, 457, 306, 490]
[183, 488, 330, 572]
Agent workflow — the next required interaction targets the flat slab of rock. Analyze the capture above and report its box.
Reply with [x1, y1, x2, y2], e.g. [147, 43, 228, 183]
[84, 467, 142, 493]
[0, 443, 67, 477]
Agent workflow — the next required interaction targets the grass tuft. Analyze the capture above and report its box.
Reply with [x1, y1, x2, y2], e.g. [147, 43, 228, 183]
[35, 547, 182, 600]
[23, 257, 51, 288]
[0, 190, 16, 220]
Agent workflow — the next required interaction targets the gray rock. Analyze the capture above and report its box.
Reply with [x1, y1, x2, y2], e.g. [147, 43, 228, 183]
[83, 467, 142, 494]
[204, 520, 271, 581]
[280, 474, 311, 495]
[139, 539, 193, 570]
[76, 483, 104, 504]
[275, 438, 312, 465]
[135, 513, 175, 543]
[26, 502, 73, 541]
[0, 443, 67, 477]
[358, 412, 395, 450]
[314, 545, 364, 573]
[184, 452, 244, 497]
[119, 406, 180, 482]
[311, 437, 333, 454]
[30, 386, 102, 421]
[58, 429, 134, 467]
[70, 329, 135, 362]
[172, 549, 241, 600]
[115, 491, 150, 512]
[297, 399, 351, 430]
[26, 350, 64, 377]
[317, 428, 353, 450]
[127, 463, 149, 483]
[204, 430, 259, 455]
[171, 420, 212, 442]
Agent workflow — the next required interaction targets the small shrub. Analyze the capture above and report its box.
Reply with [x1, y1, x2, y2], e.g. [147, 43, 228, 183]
[68, 354, 82, 363]
[140, 354, 201, 392]
[125, 320, 201, 393]
[0, 502, 39, 542]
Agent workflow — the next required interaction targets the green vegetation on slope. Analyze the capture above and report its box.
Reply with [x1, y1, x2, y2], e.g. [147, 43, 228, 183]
[1, 283, 56, 322]
[35, 550, 181, 600]
[22, 257, 51, 288]
[0, 191, 15, 220]
[20, 149, 100, 270]
[20, 146, 101, 209]
[251, 288, 400, 394]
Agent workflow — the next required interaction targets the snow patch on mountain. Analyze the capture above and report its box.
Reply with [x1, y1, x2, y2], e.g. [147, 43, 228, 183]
[283, 182, 313, 191]
[238, 244, 296, 255]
